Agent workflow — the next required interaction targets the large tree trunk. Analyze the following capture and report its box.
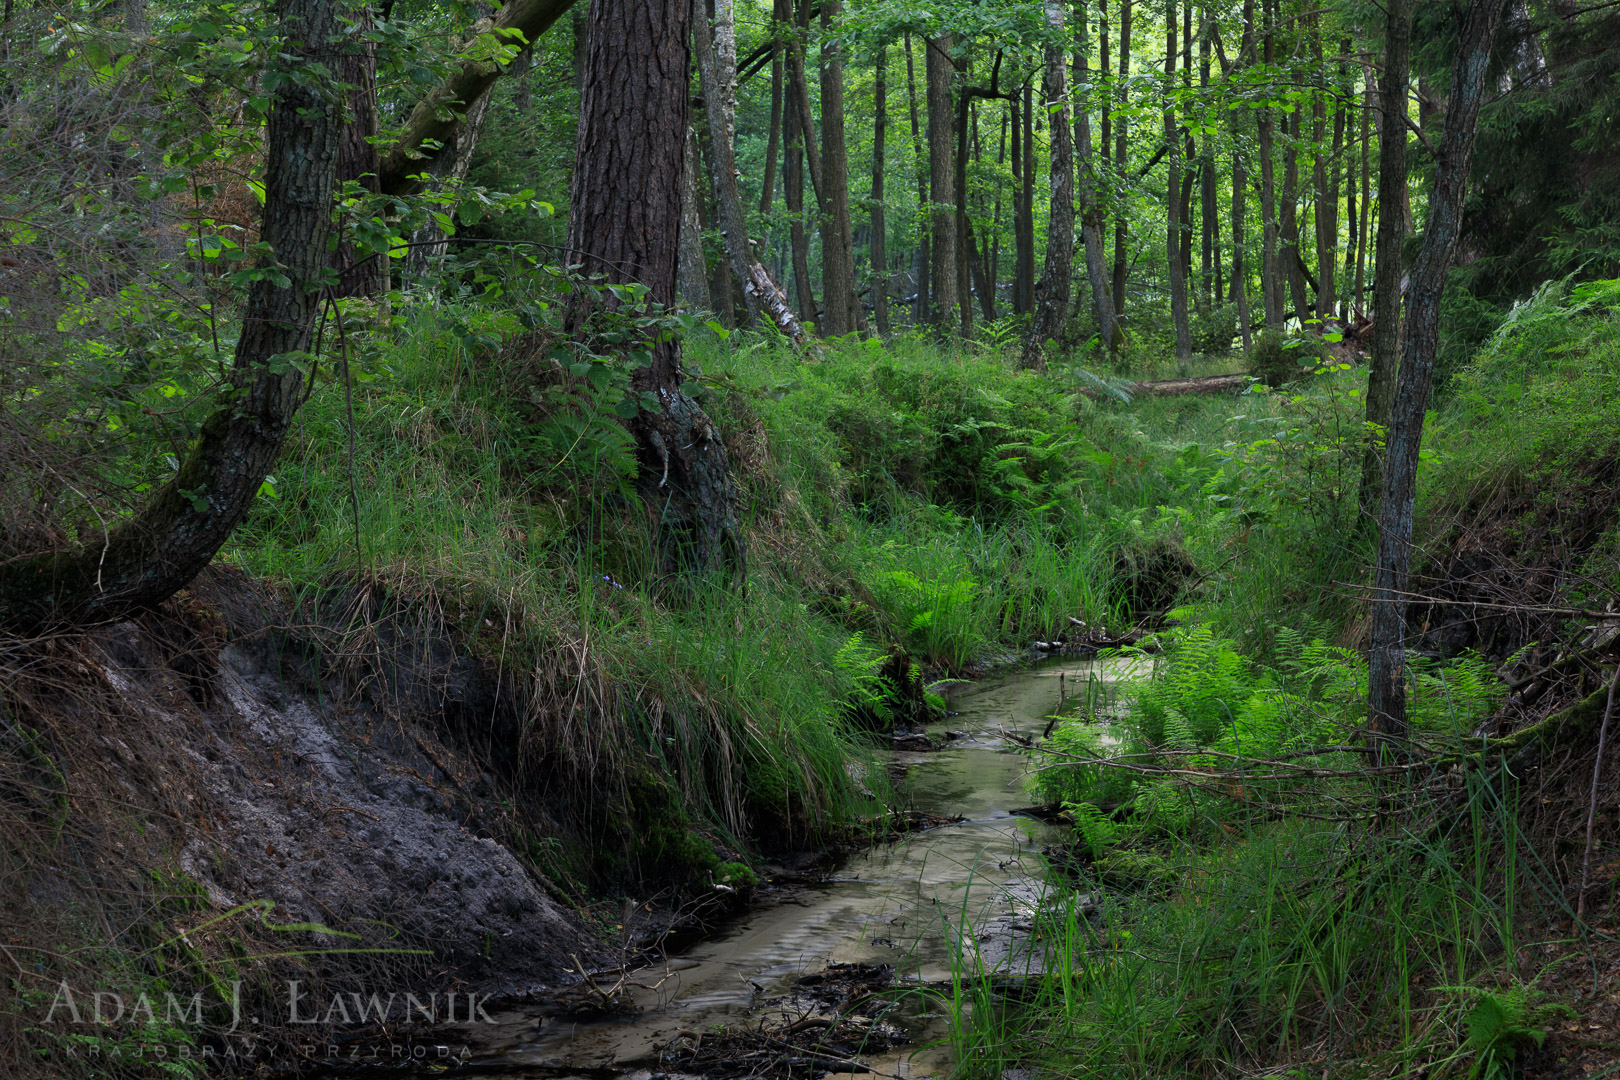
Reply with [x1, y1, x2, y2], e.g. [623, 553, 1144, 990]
[1361, 0, 1412, 515]
[333, 4, 381, 298]
[377, 0, 578, 196]
[1165, 0, 1191, 361]
[1366, 0, 1508, 744]
[1111, 0, 1132, 322]
[567, 0, 741, 575]
[0, 0, 343, 630]
[817, 0, 858, 336]
[926, 32, 958, 334]
[691, 0, 763, 326]
[1074, 0, 1119, 349]
[871, 45, 890, 335]
[1022, 2, 1077, 371]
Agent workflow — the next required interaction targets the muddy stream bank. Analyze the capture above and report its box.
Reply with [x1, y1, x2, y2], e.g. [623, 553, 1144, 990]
[419, 658, 1126, 1080]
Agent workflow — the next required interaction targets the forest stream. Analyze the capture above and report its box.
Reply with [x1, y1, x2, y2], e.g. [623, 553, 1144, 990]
[439, 658, 1128, 1080]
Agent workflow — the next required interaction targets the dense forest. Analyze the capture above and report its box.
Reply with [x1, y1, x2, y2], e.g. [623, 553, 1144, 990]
[2, 0, 1620, 1077]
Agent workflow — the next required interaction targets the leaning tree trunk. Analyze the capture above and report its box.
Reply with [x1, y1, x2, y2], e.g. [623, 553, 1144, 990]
[405, 85, 493, 278]
[567, 0, 742, 575]
[926, 31, 958, 334]
[0, 0, 343, 630]
[1366, 0, 1509, 744]
[690, 0, 763, 325]
[1361, 0, 1412, 516]
[1022, 2, 1076, 371]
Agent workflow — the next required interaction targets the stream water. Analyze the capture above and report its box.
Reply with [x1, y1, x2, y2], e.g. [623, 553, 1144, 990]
[459, 657, 1127, 1079]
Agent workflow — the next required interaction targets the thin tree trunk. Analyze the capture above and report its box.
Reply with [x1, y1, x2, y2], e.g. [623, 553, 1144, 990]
[1023, 2, 1077, 370]
[872, 45, 890, 334]
[1280, 109, 1310, 325]
[784, 44, 816, 324]
[953, 80, 975, 336]
[1257, 0, 1282, 327]
[926, 32, 958, 333]
[1354, 51, 1373, 315]
[1165, 0, 1191, 361]
[905, 32, 929, 324]
[1199, 3, 1215, 307]
[691, 0, 763, 325]
[1361, 0, 1412, 515]
[1111, 0, 1132, 321]
[1367, 0, 1509, 743]
[405, 82, 493, 278]
[678, 127, 712, 309]
[1075, 0, 1119, 348]
[0, 0, 343, 629]
[1019, 81, 1036, 318]
[817, 0, 857, 336]
[1232, 0, 1255, 351]
[759, 0, 786, 216]
[1312, 15, 1337, 321]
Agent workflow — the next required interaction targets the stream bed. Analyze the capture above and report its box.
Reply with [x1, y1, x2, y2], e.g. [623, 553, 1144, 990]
[451, 658, 1126, 1080]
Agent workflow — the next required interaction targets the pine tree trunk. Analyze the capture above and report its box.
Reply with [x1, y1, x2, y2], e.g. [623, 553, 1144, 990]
[871, 45, 890, 335]
[333, 4, 381, 298]
[1023, 2, 1077, 370]
[0, 0, 343, 629]
[1165, 0, 1191, 361]
[926, 32, 958, 333]
[1361, 0, 1411, 515]
[1367, 0, 1509, 744]
[1111, 0, 1132, 321]
[816, 0, 857, 336]
[691, 0, 763, 326]
[567, 0, 742, 575]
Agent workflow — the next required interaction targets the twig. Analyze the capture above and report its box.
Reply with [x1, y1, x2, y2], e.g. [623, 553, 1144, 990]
[1577, 660, 1620, 919]
[329, 294, 368, 574]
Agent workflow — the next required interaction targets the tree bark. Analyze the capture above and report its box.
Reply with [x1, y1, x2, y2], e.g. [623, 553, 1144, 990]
[1018, 81, 1036, 318]
[953, 73, 975, 337]
[1354, 51, 1373, 316]
[1231, 0, 1255, 351]
[926, 32, 958, 334]
[1199, 3, 1216, 307]
[816, 0, 857, 336]
[377, 0, 578, 196]
[404, 84, 493, 278]
[1256, 0, 1283, 327]
[759, 0, 787, 217]
[0, 0, 343, 630]
[1074, 0, 1119, 349]
[567, 0, 741, 575]
[678, 127, 712, 309]
[1280, 109, 1310, 325]
[1023, 2, 1077, 371]
[1310, 15, 1336, 321]
[691, 0, 763, 325]
[905, 32, 929, 324]
[1165, 0, 1191, 361]
[1367, 0, 1509, 743]
[784, 18, 816, 324]
[333, 3, 381, 297]
[1111, 0, 1132, 321]
[871, 45, 890, 335]
[1361, 0, 1411, 516]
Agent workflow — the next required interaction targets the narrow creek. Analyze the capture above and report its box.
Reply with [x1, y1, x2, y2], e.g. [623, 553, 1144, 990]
[456, 657, 1126, 1079]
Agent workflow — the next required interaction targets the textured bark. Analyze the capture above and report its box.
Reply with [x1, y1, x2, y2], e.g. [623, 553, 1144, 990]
[1354, 52, 1373, 315]
[377, 0, 577, 196]
[788, 3, 824, 210]
[567, 0, 741, 575]
[0, 0, 343, 630]
[1111, 0, 1132, 320]
[1362, 0, 1411, 516]
[926, 32, 958, 334]
[1279, 109, 1310, 325]
[1074, 0, 1119, 349]
[871, 45, 890, 335]
[1231, 0, 1255, 351]
[1367, 0, 1509, 743]
[1164, 0, 1191, 361]
[817, 0, 857, 336]
[691, 0, 763, 325]
[1022, 2, 1076, 371]
[677, 127, 712, 309]
[953, 78, 974, 337]
[332, 4, 381, 297]
[1018, 83, 1036, 318]
[759, 0, 787, 216]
